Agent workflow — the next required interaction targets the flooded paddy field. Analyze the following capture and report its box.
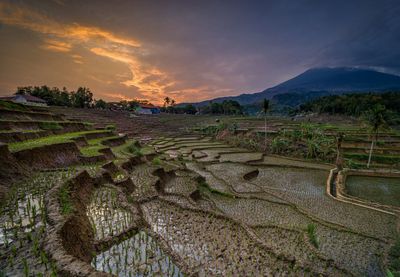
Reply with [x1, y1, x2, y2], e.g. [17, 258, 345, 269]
[1, 135, 399, 276]
[345, 175, 400, 207]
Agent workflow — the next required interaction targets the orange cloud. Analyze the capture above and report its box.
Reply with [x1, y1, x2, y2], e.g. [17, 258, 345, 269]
[41, 39, 72, 52]
[0, 2, 175, 102]
[0, 3, 140, 48]
[90, 47, 175, 102]
[101, 92, 134, 101]
[0, 2, 235, 104]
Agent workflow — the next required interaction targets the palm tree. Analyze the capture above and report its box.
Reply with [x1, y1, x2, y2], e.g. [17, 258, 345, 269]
[364, 104, 388, 168]
[335, 132, 344, 170]
[164, 97, 170, 107]
[263, 99, 270, 150]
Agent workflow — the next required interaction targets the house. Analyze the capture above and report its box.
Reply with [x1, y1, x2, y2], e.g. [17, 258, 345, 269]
[135, 104, 160, 115]
[0, 94, 47, 106]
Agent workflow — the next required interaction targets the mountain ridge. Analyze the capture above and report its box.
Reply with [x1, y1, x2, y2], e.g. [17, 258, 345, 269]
[182, 67, 400, 107]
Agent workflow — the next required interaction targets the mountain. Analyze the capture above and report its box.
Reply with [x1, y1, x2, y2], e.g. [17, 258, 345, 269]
[186, 67, 400, 107]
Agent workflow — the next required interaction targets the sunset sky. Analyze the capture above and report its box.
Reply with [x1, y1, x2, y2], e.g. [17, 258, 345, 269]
[0, 0, 399, 104]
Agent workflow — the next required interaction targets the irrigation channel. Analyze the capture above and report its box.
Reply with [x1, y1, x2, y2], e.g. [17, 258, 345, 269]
[1, 136, 399, 276]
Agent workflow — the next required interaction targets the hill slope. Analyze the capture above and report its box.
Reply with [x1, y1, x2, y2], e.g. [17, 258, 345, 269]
[187, 67, 400, 107]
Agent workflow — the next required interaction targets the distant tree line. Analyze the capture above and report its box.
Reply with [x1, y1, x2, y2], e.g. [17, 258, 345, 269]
[13, 86, 244, 115]
[297, 92, 400, 117]
[15, 86, 94, 108]
[200, 100, 244, 115]
[14, 86, 149, 110]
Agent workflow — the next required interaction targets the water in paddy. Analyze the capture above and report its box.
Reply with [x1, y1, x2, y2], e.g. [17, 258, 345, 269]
[92, 231, 183, 277]
[346, 175, 400, 206]
[0, 193, 44, 245]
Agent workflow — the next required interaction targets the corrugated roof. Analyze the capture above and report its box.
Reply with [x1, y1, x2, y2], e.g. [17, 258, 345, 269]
[139, 104, 159, 109]
[20, 95, 47, 103]
[0, 94, 47, 103]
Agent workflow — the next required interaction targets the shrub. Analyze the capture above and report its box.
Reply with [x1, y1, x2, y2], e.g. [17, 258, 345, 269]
[271, 137, 290, 154]
[152, 157, 161, 165]
[127, 142, 142, 157]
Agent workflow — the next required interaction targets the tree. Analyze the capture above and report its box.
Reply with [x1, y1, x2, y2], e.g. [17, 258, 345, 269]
[184, 104, 197, 114]
[335, 132, 344, 170]
[71, 87, 93, 108]
[263, 99, 270, 150]
[95, 99, 107, 109]
[164, 97, 170, 107]
[363, 104, 388, 168]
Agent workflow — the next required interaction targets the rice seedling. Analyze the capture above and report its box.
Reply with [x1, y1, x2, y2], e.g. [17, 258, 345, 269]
[307, 223, 319, 248]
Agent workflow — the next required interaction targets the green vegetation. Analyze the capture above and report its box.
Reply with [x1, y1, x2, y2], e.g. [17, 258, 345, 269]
[297, 92, 400, 123]
[8, 130, 109, 152]
[344, 153, 400, 164]
[307, 223, 319, 248]
[271, 123, 335, 161]
[59, 183, 72, 214]
[363, 104, 389, 168]
[87, 136, 120, 146]
[0, 100, 29, 111]
[152, 157, 162, 165]
[200, 100, 244, 115]
[80, 145, 107, 157]
[126, 141, 143, 156]
[16, 86, 94, 108]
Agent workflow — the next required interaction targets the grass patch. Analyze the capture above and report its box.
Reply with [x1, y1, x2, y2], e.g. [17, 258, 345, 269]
[79, 145, 107, 157]
[38, 121, 62, 130]
[152, 156, 162, 165]
[59, 184, 72, 214]
[344, 152, 400, 164]
[8, 130, 110, 152]
[307, 223, 319, 248]
[0, 100, 29, 111]
[87, 135, 120, 146]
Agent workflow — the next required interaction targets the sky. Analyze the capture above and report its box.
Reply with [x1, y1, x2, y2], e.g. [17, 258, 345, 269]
[0, 0, 399, 104]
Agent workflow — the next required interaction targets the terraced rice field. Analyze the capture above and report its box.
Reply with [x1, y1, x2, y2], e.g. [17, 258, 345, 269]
[1, 106, 399, 276]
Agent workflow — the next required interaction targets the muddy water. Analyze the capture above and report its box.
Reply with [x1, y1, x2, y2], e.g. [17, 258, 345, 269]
[346, 175, 400, 206]
[92, 231, 183, 277]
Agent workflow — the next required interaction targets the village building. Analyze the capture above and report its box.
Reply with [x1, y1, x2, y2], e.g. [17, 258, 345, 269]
[0, 94, 47, 106]
[135, 104, 160, 115]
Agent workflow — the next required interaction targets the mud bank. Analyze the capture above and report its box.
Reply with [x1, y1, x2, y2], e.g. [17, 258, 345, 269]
[0, 143, 29, 195]
[14, 142, 81, 169]
[44, 170, 112, 276]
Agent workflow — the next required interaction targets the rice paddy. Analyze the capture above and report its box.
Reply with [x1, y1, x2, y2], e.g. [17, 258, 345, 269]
[1, 107, 399, 276]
